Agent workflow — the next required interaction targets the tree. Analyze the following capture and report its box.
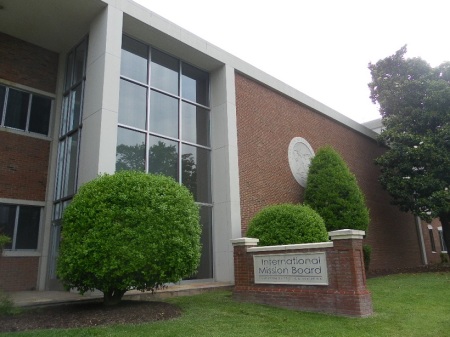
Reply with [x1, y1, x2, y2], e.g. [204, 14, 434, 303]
[57, 171, 201, 305]
[304, 146, 370, 232]
[368, 46, 450, 256]
[246, 204, 328, 246]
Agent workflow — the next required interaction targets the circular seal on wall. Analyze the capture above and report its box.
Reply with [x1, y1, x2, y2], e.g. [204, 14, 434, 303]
[288, 137, 315, 187]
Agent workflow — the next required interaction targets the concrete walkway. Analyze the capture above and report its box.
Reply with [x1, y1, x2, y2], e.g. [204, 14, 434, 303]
[9, 282, 233, 307]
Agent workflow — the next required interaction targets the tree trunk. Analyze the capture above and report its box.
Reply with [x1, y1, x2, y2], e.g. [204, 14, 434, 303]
[103, 289, 126, 306]
[439, 212, 450, 260]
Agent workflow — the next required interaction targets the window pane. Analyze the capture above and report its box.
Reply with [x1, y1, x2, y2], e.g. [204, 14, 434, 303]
[116, 127, 146, 171]
[0, 204, 16, 249]
[151, 49, 179, 95]
[5, 89, 29, 130]
[60, 95, 69, 136]
[119, 79, 147, 129]
[196, 206, 213, 279]
[150, 90, 178, 138]
[148, 136, 178, 180]
[0, 85, 5, 123]
[68, 85, 83, 132]
[54, 141, 65, 200]
[121, 35, 148, 83]
[63, 132, 79, 197]
[182, 102, 209, 146]
[64, 51, 74, 91]
[29, 96, 52, 135]
[182, 63, 209, 106]
[182, 144, 210, 203]
[15, 206, 40, 249]
[73, 39, 87, 85]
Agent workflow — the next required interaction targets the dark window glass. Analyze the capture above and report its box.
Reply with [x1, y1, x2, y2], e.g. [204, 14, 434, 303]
[429, 228, 436, 252]
[0, 204, 16, 250]
[60, 96, 70, 136]
[151, 49, 179, 95]
[68, 85, 83, 132]
[15, 206, 40, 249]
[196, 206, 213, 278]
[73, 39, 87, 85]
[65, 51, 74, 91]
[54, 141, 65, 200]
[0, 85, 5, 123]
[119, 79, 147, 129]
[121, 35, 148, 83]
[182, 63, 209, 106]
[182, 102, 209, 146]
[63, 132, 79, 197]
[150, 90, 178, 138]
[116, 127, 146, 172]
[29, 96, 52, 135]
[5, 89, 29, 130]
[148, 136, 178, 180]
[182, 144, 210, 203]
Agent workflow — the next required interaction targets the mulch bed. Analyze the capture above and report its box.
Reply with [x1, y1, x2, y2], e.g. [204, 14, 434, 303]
[0, 300, 181, 333]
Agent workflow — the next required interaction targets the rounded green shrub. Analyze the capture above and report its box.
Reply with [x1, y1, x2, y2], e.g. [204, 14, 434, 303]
[304, 146, 370, 232]
[246, 204, 328, 246]
[57, 171, 201, 305]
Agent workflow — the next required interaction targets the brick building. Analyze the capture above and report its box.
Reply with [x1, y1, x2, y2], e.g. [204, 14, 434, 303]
[0, 0, 443, 291]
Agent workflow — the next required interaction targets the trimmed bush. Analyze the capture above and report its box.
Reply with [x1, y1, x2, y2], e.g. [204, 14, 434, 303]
[246, 204, 328, 246]
[57, 171, 201, 305]
[304, 146, 370, 232]
[0, 235, 10, 253]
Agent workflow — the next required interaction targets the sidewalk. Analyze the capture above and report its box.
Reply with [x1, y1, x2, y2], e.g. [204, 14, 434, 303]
[9, 282, 233, 307]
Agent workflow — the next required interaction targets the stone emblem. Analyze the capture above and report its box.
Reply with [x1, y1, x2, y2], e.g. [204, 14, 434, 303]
[288, 137, 315, 187]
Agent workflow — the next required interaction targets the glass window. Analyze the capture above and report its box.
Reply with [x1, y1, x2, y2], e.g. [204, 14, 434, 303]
[73, 39, 87, 85]
[196, 206, 213, 279]
[119, 79, 147, 129]
[68, 85, 83, 132]
[63, 132, 80, 197]
[0, 85, 5, 123]
[182, 63, 209, 106]
[5, 88, 30, 131]
[182, 144, 211, 203]
[182, 102, 209, 146]
[428, 227, 436, 252]
[116, 127, 146, 172]
[0, 204, 41, 250]
[29, 95, 52, 135]
[438, 228, 447, 252]
[121, 35, 148, 83]
[150, 90, 178, 138]
[148, 136, 178, 180]
[64, 51, 74, 91]
[151, 49, 179, 95]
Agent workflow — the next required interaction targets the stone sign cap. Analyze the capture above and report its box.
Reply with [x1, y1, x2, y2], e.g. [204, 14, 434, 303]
[328, 229, 365, 240]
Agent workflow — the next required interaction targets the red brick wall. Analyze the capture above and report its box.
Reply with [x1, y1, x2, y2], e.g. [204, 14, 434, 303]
[0, 132, 50, 201]
[0, 32, 59, 93]
[235, 73, 422, 273]
[0, 256, 39, 291]
[422, 219, 446, 264]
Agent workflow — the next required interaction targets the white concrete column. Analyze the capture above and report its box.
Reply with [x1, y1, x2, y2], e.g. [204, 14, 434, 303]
[210, 64, 242, 283]
[78, 5, 123, 185]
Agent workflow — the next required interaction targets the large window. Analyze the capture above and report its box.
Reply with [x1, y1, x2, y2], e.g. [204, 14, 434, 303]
[117, 35, 212, 278]
[0, 203, 41, 250]
[48, 37, 88, 279]
[0, 84, 53, 136]
[438, 227, 447, 253]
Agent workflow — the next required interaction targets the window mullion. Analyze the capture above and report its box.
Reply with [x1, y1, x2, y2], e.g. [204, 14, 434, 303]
[1, 87, 9, 125]
[178, 62, 183, 184]
[25, 94, 32, 132]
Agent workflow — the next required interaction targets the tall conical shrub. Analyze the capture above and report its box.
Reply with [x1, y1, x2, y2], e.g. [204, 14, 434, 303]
[304, 146, 369, 231]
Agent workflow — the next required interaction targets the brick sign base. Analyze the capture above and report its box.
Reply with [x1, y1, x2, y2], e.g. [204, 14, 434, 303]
[231, 230, 373, 317]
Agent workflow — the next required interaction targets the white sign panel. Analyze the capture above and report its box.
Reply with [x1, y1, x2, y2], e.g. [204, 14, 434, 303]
[253, 252, 328, 285]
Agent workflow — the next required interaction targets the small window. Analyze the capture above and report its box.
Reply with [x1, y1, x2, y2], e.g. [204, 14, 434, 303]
[0, 203, 41, 250]
[0, 85, 52, 136]
[438, 227, 447, 252]
[428, 225, 436, 252]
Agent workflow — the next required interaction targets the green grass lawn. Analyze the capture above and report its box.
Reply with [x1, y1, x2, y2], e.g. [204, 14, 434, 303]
[2, 272, 450, 337]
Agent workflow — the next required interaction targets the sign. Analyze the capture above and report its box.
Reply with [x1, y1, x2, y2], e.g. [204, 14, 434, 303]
[253, 252, 328, 285]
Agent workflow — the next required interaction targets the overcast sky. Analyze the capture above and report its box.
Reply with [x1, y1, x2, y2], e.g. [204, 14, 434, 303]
[133, 0, 450, 123]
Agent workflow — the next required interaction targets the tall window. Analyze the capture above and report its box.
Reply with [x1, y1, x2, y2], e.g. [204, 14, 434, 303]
[0, 203, 41, 250]
[0, 84, 53, 136]
[438, 227, 447, 252]
[48, 37, 88, 278]
[428, 225, 436, 252]
[117, 35, 212, 278]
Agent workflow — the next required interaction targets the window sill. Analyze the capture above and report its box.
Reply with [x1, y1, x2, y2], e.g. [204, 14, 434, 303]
[2, 250, 41, 257]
